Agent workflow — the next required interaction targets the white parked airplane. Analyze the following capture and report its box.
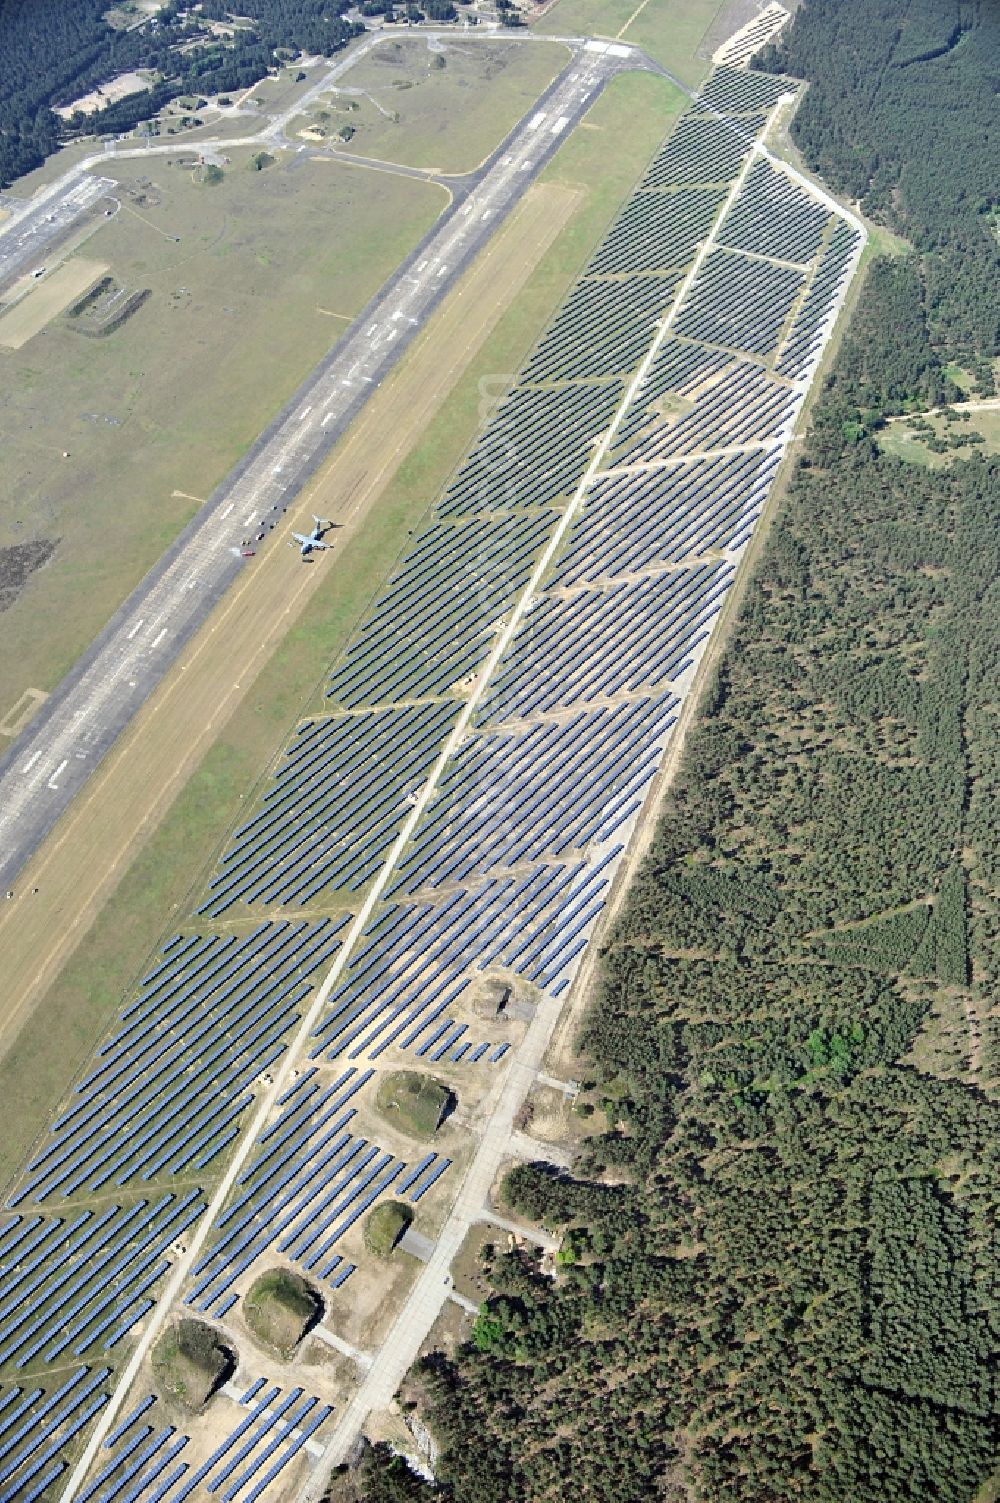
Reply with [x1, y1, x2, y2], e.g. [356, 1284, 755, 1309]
[289, 516, 333, 558]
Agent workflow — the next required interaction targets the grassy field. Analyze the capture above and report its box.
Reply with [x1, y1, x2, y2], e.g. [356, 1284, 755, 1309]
[533, 0, 728, 85]
[0, 179, 578, 1191]
[291, 36, 567, 173]
[224, 63, 319, 118]
[376, 1072, 451, 1139]
[0, 67, 682, 1194]
[365, 1201, 413, 1257]
[0, 149, 444, 721]
[878, 404, 1000, 468]
[943, 361, 978, 394]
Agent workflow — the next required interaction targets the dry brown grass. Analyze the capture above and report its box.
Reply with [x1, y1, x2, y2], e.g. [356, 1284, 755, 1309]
[0, 258, 108, 348]
[0, 183, 579, 1143]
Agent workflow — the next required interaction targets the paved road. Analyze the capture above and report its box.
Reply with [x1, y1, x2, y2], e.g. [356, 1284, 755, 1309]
[0, 35, 655, 893]
[300, 998, 566, 1493]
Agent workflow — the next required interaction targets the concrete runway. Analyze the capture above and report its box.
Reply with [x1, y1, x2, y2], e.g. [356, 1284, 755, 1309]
[0, 174, 118, 295]
[0, 34, 658, 893]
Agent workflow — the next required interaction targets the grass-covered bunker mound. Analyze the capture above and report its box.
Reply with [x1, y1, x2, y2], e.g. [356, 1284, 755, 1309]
[375, 1070, 452, 1139]
[244, 1268, 323, 1357]
[364, 1200, 413, 1258]
[152, 1318, 235, 1412]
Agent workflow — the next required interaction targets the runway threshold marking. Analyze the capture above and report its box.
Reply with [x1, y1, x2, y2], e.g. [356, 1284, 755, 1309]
[0, 687, 49, 740]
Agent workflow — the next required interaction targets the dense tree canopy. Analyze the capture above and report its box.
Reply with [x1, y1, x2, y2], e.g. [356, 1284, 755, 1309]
[351, 13, 1000, 1493]
[354, 257, 1000, 1503]
[0, 0, 360, 187]
[756, 0, 1000, 365]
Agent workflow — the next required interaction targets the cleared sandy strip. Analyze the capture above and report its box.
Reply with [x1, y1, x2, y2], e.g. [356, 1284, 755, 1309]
[0, 181, 579, 1077]
[0, 258, 108, 348]
[713, 3, 789, 68]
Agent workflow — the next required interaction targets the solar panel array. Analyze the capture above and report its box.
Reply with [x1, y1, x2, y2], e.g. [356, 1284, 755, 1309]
[0, 922, 352, 1500]
[714, 3, 790, 69]
[13, 920, 349, 1208]
[718, 158, 831, 265]
[187, 1065, 450, 1317]
[77, 1381, 335, 1503]
[0, 1196, 203, 1371]
[3, 56, 864, 1502]
[0, 1367, 110, 1502]
[697, 62, 793, 114]
[198, 703, 457, 917]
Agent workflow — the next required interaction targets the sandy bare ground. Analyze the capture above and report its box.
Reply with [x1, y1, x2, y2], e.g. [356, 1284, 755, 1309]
[885, 398, 1000, 421]
[0, 182, 578, 1078]
[54, 71, 153, 120]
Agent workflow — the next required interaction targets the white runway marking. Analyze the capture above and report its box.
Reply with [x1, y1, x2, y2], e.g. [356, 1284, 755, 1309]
[47, 759, 67, 790]
[219, 502, 235, 520]
[151, 628, 168, 649]
[21, 751, 41, 774]
[126, 618, 145, 641]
